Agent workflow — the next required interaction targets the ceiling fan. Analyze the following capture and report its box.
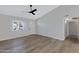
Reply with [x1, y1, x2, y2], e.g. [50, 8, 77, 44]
[28, 5, 37, 15]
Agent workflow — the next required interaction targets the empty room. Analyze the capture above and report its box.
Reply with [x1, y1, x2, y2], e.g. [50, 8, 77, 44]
[0, 5, 79, 53]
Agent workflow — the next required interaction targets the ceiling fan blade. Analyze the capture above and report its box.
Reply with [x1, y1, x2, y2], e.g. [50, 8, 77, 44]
[29, 9, 37, 13]
[32, 12, 35, 15]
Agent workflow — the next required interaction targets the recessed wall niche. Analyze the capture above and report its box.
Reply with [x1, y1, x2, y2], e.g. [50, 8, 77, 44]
[12, 20, 24, 31]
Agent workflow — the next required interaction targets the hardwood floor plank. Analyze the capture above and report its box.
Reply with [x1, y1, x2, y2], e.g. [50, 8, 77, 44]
[0, 34, 79, 53]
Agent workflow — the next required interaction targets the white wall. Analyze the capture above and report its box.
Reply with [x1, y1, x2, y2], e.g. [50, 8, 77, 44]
[37, 6, 67, 40]
[36, 5, 79, 40]
[0, 14, 33, 41]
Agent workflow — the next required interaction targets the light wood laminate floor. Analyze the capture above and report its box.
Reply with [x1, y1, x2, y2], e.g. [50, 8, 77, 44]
[0, 34, 79, 53]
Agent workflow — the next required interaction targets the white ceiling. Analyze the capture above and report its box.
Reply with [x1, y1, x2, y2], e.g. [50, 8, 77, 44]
[0, 5, 59, 20]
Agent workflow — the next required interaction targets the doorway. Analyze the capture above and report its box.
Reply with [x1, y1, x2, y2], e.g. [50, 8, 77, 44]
[65, 16, 79, 39]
